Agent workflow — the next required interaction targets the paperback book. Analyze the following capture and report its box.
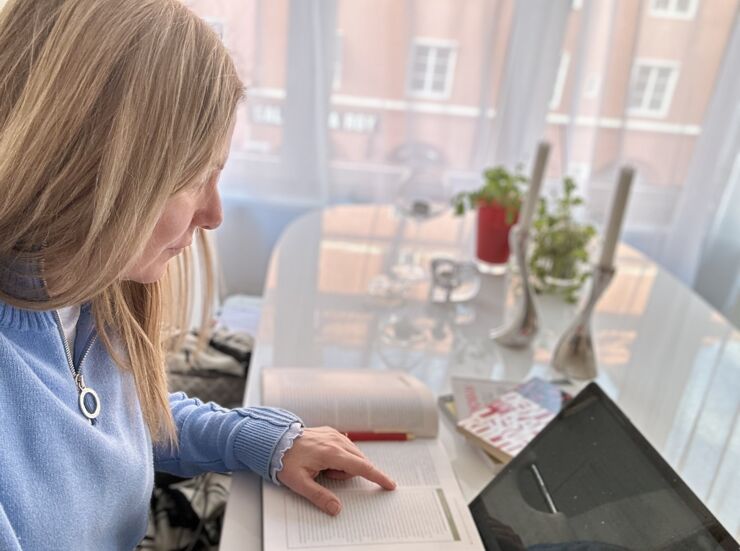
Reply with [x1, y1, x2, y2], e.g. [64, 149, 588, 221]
[456, 378, 569, 463]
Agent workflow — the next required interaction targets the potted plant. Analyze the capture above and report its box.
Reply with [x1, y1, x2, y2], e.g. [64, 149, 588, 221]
[452, 166, 527, 272]
[529, 177, 596, 303]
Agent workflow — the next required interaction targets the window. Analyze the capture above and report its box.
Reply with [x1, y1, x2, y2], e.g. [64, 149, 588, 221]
[628, 61, 679, 118]
[549, 53, 571, 109]
[650, 0, 699, 20]
[407, 39, 457, 99]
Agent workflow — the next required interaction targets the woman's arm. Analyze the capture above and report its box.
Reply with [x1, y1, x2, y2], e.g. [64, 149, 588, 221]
[154, 392, 396, 516]
[153, 392, 302, 480]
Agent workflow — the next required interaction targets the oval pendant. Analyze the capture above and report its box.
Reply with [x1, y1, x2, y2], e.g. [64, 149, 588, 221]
[79, 387, 101, 420]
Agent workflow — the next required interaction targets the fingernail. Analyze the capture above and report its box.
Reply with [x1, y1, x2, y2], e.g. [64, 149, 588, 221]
[327, 501, 341, 515]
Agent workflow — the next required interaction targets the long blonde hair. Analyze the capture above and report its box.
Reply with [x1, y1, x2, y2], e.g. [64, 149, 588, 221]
[0, 0, 244, 445]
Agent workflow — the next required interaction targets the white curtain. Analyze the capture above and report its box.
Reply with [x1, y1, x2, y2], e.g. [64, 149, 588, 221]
[662, 8, 740, 321]
[554, 0, 740, 326]
[187, 0, 739, 326]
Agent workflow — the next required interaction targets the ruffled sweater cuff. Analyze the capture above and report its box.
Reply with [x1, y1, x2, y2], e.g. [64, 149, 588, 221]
[232, 407, 303, 480]
[269, 422, 304, 484]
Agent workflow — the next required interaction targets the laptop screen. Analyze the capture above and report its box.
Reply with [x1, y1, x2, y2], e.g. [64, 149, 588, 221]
[469, 383, 738, 551]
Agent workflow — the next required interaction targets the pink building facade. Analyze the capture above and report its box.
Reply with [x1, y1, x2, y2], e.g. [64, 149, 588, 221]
[186, 0, 735, 228]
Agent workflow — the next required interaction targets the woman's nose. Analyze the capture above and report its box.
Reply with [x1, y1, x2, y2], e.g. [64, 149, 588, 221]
[194, 187, 223, 231]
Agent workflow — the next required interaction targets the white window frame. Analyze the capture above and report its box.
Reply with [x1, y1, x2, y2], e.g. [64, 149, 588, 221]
[628, 59, 680, 119]
[549, 52, 571, 109]
[649, 0, 699, 20]
[406, 38, 458, 100]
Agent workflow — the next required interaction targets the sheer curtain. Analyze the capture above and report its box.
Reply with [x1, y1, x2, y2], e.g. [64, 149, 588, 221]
[551, 0, 740, 326]
[186, 0, 739, 326]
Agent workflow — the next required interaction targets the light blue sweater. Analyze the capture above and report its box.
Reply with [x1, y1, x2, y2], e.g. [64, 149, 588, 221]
[0, 299, 300, 550]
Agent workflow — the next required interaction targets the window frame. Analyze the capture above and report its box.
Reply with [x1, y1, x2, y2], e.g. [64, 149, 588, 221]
[406, 38, 459, 100]
[649, 0, 699, 21]
[627, 59, 681, 119]
[549, 52, 571, 109]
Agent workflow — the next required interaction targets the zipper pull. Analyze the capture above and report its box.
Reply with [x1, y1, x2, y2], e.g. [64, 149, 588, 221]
[74, 372, 86, 392]
[75, 373, 101, 423]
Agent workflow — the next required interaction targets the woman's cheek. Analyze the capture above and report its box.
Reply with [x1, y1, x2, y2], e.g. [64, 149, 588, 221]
[155, 195, 198, 248]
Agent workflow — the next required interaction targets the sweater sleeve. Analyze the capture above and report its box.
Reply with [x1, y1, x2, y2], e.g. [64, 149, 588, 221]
[153, 392, 303, 480]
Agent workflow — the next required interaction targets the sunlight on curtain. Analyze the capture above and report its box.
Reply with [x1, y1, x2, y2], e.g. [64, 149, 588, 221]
[185, 0, 739, 324]
[549, 1, 739, 328]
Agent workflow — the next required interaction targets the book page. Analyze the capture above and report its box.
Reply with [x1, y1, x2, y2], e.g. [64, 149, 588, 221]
[263, 439, 484, 551]
[262, 368, 438, 437]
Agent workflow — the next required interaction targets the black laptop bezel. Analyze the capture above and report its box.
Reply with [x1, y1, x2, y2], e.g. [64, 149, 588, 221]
[468, 381, 738, 549]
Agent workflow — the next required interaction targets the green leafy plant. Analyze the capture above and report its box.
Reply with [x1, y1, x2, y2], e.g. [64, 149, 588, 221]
[452, 166, 528, 224]
[529, 177, 596, 303]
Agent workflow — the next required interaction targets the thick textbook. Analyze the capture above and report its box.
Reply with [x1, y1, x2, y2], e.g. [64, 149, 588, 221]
[261, 368, 484, 551]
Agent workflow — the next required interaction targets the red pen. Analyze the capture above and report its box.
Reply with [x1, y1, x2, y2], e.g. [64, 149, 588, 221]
[345, 431, 414, 441]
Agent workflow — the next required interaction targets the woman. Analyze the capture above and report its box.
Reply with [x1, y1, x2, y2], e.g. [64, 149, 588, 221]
[0, 0, 395, 549]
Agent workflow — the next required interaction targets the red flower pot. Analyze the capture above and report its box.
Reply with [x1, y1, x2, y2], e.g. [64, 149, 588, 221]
[476, 202, 518, 269]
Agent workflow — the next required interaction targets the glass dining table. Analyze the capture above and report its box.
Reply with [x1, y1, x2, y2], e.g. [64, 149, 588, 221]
[220, 204, 739, 549]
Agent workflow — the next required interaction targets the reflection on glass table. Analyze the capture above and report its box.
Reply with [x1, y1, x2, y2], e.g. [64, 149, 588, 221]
[220, 205, 740, 550]
[376, 255, 483, 366]
[429, 257, 481, 303]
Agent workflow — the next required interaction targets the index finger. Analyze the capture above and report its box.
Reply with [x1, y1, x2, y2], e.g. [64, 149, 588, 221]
[332, 452, 397, 490]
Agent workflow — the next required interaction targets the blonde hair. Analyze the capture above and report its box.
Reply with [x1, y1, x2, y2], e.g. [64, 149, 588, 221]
[0, 0, 244, 445]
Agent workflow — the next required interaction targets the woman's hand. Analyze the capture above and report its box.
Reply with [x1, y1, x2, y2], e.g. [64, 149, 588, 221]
[277, 426, 397, 516]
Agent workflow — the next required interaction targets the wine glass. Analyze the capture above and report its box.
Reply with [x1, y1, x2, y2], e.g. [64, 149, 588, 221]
[367, 164, 451, 300]
[391, 165, 452, 282]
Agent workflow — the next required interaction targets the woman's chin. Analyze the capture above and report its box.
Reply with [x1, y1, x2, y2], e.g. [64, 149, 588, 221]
[124, 260, 169, 284]
[123, 248, 186, 284]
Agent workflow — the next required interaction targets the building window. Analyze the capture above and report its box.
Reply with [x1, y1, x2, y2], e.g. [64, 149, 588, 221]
[407, 39, 457, 100]
[628, 61, 680, 118]
[333, 31, 344, 91]
[649, 0, 699, 20]
[549, 53, 571, 109]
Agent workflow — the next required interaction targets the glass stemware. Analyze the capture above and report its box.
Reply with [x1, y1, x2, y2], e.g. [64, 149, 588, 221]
[367, 165, 451, 300]
[391, 166, 452, 282]
[369, 165, 452, 351]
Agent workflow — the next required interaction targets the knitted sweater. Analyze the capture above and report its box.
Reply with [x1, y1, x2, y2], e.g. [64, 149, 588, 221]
[0, 299, 300, 550]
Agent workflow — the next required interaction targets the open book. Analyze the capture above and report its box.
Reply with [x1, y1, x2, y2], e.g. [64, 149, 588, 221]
[261, 368, 484, 551]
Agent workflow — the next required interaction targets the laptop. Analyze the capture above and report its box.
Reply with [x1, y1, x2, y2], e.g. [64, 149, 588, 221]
[469, 382, 738, 551]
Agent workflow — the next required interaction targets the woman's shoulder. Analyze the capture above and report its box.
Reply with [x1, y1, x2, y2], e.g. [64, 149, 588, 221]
[0, 327, 40, 365]
[0, 310, 58, 365]
[0, 300, 57, 332]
